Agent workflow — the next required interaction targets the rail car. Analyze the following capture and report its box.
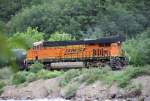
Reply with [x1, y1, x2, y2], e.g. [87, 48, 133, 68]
[25, 35, 128, 69]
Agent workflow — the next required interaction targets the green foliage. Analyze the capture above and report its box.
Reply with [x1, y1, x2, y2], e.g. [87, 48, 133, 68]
[0, 68, 12, 80]
[0, 0, 49, 22]
[105, 66, 150, 88]
[126, 83, 142, 94]
[98, 2, 144, 36]
[8, 27, 44, 49]
[124, 29, 150, 65]
[60, 69, 80, 87]
[0, 88, 3, 95]
[7, 0, 150, 38]
[11, 63, 63, 85]
[0, 33, 12, 66]
[11, 71, 28, 85]
[60, 66, 150, 89]
[8, 0, 98, 38]
[0, 81, 5, 90]
[49, 32, 74, 41]
[81, 68, 108, 84]
[62, 82, 79, 99]
[0, 80, 5, 95]
[36, 69, 63, 79]
[26, 72, 37, 82]
[29, 61, 44, 73]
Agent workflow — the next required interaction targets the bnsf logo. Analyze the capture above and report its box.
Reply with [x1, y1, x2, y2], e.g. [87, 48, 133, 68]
[65, 48, 85, 55]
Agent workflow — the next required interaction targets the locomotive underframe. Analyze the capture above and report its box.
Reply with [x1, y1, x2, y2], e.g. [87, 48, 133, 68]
[26, 56, 128, 70]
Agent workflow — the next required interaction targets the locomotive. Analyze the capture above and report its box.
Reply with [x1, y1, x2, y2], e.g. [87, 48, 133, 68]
[24, 35, 128, 70]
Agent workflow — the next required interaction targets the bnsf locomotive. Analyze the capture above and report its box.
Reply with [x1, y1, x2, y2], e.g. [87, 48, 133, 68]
[23, 35, 128, 70]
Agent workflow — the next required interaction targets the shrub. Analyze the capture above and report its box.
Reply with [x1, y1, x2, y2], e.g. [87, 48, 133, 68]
[44, 70, 63, 79]
[123, 29, 150, 66]
[126, 83, 142, 94]
[11, 71, 28, 85]
[49, 32, 73, 41]
[0, 81, 5, 95]
[107, 66, 150, 88]
[8, 27, 44, 49]
[0, 67, 12, 80]
[26, 72, 37, 82]
[29, 61, 43, 73]
[122, 66, 150, 79]
[81, 68, 108, 84]
[59, 69, 80, 87]
[37, 69, 63, 79]
[62, 82, 79, 99]
[0, 88, 3, 95]
[0, 81, 5, 89]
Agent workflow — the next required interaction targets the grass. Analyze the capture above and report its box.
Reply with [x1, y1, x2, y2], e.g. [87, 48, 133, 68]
[0, 80, 5, 95]
[29, 61, 44, 73]
[26, 72, 36, 82]
[11, 69, 64, 85]
[0, 67, 13, 80]
[0, 64, 150, 96]
[11, 62, 64, 85]
[60, 65, 150, 88]
[36, 69, 63, 79]
[62, 82, 79, 99]
[98, 65, 150, 88]
[11, 71, 27, 85]
[59, 69, 80, 87]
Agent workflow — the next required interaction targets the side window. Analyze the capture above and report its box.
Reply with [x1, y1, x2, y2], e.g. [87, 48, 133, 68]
[33, 45, 42, 50]
[33, 46, 36, 50]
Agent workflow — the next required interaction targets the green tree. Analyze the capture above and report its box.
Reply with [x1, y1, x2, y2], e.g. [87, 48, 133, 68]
[48, 32, 73, 41]
[124, 29, 150, 65]
[0, 0, 50, 22]
[7, 0, 102, 39]
[8, 27, 44, 49]
[6, 0, 150, 38]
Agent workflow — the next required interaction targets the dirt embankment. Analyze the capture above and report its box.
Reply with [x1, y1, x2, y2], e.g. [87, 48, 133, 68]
[1, 76, 150, 101]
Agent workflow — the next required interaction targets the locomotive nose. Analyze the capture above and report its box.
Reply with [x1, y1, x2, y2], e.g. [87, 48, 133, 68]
[12, 49, 27, 69]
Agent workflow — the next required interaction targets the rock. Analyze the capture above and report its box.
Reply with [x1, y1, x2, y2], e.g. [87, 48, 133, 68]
[75, 81, 109, 101]
[45, 77, 62, 98]
[131, 76, 150, 97]
[1, 78, 61, 100]
[144, 96, 150, 101]
[108, 83, 119, 99]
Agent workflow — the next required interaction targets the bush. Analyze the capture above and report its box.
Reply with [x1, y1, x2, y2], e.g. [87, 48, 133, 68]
[11, 71, 28, 85]
[0, 68, 12, 80]
[44, 70, 63, 79]
[0, 88, 3, 95]
[126, 83, 142, 94]
[37, 69, 63, 79]
[0, 81, 5, 89]
[105, 66, 150, 88]
[8, 27, 44, 49]
[49, 32, 73, 41]
[62, 82, 79, 99]
[0, 81, 5, 95]
[123, 29, 150, 65]
[26, 72, 37, 82]
[59, 69, 80, 87]
[29, 61, 43, 73]
[79, 68, 109, 84]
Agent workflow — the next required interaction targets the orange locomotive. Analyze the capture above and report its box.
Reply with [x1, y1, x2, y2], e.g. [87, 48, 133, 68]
[25, 35, 128, 69]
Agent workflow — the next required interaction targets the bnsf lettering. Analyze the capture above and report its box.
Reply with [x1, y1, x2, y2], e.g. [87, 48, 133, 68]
[65, 48, 85, 55]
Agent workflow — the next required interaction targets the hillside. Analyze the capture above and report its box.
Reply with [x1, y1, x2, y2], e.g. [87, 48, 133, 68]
[0, 66, 150, 100]
[0, 0, 150, 100]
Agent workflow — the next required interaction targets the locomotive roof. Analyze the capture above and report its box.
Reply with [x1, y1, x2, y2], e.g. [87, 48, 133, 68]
[43, 34, 125, 47]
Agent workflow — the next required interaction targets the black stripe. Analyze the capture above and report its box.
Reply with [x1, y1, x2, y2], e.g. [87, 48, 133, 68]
[43, 34, 125, 47]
